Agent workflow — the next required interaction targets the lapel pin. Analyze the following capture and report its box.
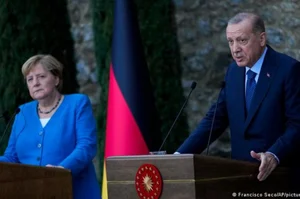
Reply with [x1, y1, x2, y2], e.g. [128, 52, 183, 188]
[267, 73, 270, 78]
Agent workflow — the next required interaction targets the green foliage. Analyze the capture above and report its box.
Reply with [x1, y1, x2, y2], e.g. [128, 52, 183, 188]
[0, 0, 77, 152]
[92, 0, 189, 184]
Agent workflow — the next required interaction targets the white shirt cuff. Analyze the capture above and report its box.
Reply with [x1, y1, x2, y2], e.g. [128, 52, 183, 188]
[266, 151, 280, 164]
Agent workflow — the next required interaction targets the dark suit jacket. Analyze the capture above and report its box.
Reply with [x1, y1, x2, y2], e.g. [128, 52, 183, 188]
[177, 46, 300, 166]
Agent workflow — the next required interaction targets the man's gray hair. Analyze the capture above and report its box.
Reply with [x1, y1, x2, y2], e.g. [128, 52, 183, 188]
[228, 12, 265, 33]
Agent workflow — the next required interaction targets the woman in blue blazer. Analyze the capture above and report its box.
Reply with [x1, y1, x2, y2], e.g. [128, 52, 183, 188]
[0, 54, 101, 199]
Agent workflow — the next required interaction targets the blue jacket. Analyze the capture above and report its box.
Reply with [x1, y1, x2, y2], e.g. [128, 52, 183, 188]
[0, 94, 101, 199]
[177, 46, 300, 166]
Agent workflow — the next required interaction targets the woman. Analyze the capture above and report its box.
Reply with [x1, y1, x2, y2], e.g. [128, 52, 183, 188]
[0, 54, 100, 199]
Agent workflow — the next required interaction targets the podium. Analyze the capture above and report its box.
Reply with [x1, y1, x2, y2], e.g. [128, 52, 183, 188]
[106, 154, 294, 199]
[0, 162, 72, 198]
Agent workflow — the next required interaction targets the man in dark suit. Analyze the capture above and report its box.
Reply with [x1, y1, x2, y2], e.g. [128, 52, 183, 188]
[176, 12, 300, 182]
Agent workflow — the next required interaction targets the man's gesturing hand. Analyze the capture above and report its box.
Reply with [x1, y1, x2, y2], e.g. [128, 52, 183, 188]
[250, 150, 278, 181]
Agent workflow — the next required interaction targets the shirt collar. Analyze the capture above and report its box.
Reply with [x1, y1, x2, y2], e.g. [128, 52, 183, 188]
[245, 46, 268, 75]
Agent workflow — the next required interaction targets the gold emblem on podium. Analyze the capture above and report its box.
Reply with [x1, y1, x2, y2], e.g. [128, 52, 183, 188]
[135, 164, 162, 199]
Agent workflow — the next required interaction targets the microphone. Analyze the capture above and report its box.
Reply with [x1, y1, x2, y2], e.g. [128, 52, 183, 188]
[0, 108, 21, 144]
[206, 81, 226, 155]
[158, 81, 197, 152]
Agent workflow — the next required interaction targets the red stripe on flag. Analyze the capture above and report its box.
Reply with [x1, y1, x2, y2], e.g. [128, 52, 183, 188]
[105, 65, 149, 158]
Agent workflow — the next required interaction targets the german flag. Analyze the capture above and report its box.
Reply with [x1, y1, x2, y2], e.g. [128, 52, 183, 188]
[101, 0, 160, 198]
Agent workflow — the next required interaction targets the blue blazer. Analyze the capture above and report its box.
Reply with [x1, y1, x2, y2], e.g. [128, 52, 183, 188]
[0, 94, 101, 199]
[178, 46, 300, 166]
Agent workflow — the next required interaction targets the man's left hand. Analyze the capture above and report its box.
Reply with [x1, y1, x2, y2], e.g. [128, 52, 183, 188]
[250, 150, 278, 181]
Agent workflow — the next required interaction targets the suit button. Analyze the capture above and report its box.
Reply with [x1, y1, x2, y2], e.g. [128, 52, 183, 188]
[39, 131, 43, 136]
[37, 144, 42, 148]
[37, 157, 40, 161]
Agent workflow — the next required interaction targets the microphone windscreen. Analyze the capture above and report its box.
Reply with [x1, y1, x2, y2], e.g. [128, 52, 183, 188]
[15, 108, 20, 114]
[191, 81, 197, 90]
[220, 81, 226, 88]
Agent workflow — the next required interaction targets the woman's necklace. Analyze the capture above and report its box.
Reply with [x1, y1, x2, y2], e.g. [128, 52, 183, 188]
[38, 96, 62, 114]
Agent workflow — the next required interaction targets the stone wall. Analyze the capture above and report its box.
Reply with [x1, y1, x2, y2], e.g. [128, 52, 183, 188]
[67, 0, 300, 164]
[67, 0, 101, 178]
[67, 0, 99, 108]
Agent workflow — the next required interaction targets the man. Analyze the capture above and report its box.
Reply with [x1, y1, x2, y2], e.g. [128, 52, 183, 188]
[176, 12, 300, 182]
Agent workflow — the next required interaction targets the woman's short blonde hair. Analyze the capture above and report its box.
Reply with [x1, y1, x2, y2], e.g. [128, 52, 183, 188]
[22, 54, 63, 91]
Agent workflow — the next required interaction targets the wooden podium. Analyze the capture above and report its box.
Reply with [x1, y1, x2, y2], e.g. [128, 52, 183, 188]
[0, 162, 72, 198]
[106, 154, 294, 199]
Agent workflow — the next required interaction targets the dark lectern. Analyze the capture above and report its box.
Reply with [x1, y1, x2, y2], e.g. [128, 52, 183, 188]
[106, 154, 293, 199]
[0, 162, 72, 198]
